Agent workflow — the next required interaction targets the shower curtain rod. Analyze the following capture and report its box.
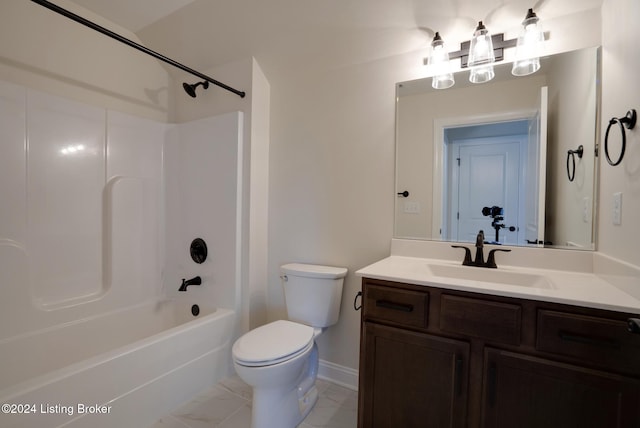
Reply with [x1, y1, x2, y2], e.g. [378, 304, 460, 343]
[30, 0, 246, 98]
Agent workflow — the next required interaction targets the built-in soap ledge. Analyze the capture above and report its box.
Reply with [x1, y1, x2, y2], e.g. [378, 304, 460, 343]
[391, 238, 593, 273]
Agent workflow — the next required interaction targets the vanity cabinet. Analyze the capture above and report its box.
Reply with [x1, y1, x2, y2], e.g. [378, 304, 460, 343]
[483, 348, 640, 428]
[360, 323, 469, 427]
[358, 278, 640, 428]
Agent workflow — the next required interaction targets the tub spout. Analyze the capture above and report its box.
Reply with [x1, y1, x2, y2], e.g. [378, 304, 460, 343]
[179, 276, 202, 292]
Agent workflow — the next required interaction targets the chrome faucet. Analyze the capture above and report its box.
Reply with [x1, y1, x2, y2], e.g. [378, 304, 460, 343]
[179, 276, 202, 291]
[452, 230, 511, 268]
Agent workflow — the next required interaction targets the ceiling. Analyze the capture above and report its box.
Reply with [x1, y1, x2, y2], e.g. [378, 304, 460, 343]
[67, 0, 603, 84]
[66, 0, 199, 32]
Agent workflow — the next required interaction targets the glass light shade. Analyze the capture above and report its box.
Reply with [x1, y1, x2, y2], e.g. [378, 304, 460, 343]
[432, 73, 455, 90]
[469, 65, 495, 84]
[512, 9, 544, 76]
[468, 21, 495, 84]
[467, 21, 495, 67]
[428, 32, 455, 89]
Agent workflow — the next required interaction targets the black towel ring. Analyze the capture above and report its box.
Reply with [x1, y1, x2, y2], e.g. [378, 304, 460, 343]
[566, 145, 584, 182]
[353, 291, 362, 311]
[604, 109, 636, 166]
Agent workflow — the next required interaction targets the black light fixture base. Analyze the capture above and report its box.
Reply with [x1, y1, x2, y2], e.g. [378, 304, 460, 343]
[423, 33, 516, 67]
[424, 31, 549, 68]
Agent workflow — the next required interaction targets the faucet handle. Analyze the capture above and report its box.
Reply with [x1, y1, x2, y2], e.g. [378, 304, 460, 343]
[452, 245, 473, 266]
[485, 249, 512, 268]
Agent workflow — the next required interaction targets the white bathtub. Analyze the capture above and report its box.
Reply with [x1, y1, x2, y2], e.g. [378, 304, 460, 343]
[0, 300, 235, 428]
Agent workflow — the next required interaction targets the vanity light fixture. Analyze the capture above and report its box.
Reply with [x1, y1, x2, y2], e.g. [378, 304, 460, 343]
[512, 9, 544, 76]
[423, 9, 546, 88]
[428, 32, 455, 89]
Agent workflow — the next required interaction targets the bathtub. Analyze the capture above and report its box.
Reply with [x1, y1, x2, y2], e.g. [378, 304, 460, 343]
[0, 300, 235, 428]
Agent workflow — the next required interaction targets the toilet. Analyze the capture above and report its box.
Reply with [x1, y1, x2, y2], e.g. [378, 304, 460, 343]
[232, 263, 348, 428]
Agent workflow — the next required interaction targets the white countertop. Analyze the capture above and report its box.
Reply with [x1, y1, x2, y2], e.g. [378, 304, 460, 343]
[356, 255, 640, 314]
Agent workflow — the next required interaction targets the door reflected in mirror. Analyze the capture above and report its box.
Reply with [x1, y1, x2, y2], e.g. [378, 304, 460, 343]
[395, 47, 600, 250]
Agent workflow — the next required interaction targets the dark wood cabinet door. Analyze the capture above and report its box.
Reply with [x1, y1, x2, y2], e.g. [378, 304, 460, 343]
[359, 322, 469, 428]
[482, 348, 640, 428]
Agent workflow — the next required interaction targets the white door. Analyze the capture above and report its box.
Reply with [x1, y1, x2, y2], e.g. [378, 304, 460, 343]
[451, 137, 523, 245]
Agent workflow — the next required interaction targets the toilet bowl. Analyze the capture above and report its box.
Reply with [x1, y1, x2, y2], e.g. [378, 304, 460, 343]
[232, 263, 347, 428]
[233, 320, 321, 428]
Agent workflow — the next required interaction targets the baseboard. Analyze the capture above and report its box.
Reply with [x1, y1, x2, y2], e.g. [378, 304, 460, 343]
[318, 359, 358, 391]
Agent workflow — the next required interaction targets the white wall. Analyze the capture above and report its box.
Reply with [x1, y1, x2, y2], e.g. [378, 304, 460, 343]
[599, 0, 640, 266]
[0, 0, 171, 121]
[268, 7, 605, 375]
[545, 49, 597, 248]
[268, 55, 400, 372]
[248, 61, 272, 329]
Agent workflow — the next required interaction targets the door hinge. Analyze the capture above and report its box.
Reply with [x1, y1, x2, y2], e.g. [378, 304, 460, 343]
[457, 157, 461, 166]
[457, 212, 460, 220]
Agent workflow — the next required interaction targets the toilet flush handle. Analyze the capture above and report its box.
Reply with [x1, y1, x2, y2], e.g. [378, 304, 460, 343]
[280, 275, 288, 282]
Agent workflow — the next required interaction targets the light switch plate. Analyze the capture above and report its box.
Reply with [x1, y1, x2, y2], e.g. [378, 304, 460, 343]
[404, 201, 421, 214]
[613, 192, 622, 225]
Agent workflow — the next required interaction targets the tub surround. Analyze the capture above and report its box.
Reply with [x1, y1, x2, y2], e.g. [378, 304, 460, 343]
[0, 79, 244, 428]
[0, 304, 235, 428]
[0, 79, 243, 342]
[0, 80, 166, 340]
[356, 239, 640, 314]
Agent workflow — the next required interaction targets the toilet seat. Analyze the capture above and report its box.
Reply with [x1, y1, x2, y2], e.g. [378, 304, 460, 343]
[233, 320, 315, 367]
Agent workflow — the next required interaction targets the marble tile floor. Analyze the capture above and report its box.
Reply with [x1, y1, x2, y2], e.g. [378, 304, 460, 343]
[148, 375, 357, 428]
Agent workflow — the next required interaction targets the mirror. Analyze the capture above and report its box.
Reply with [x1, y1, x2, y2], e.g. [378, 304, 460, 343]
[395, 47, 600, 250]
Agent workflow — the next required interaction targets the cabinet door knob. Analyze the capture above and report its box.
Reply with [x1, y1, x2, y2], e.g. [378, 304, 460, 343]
[628, 318, 640, 334]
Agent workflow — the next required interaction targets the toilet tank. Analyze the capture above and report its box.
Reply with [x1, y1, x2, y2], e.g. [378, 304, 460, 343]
[281, 263, 348, 328]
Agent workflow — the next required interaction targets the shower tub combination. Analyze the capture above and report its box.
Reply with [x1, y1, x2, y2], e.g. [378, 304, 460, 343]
[0, 66, 244, 428]
[0, 300, 235, 428]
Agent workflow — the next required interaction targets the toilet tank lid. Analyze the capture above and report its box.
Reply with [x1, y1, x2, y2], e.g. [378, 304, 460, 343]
[281, 263, 348, 279]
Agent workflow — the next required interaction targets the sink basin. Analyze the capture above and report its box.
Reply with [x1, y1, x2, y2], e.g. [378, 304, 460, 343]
[426, 263, 555, 289]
